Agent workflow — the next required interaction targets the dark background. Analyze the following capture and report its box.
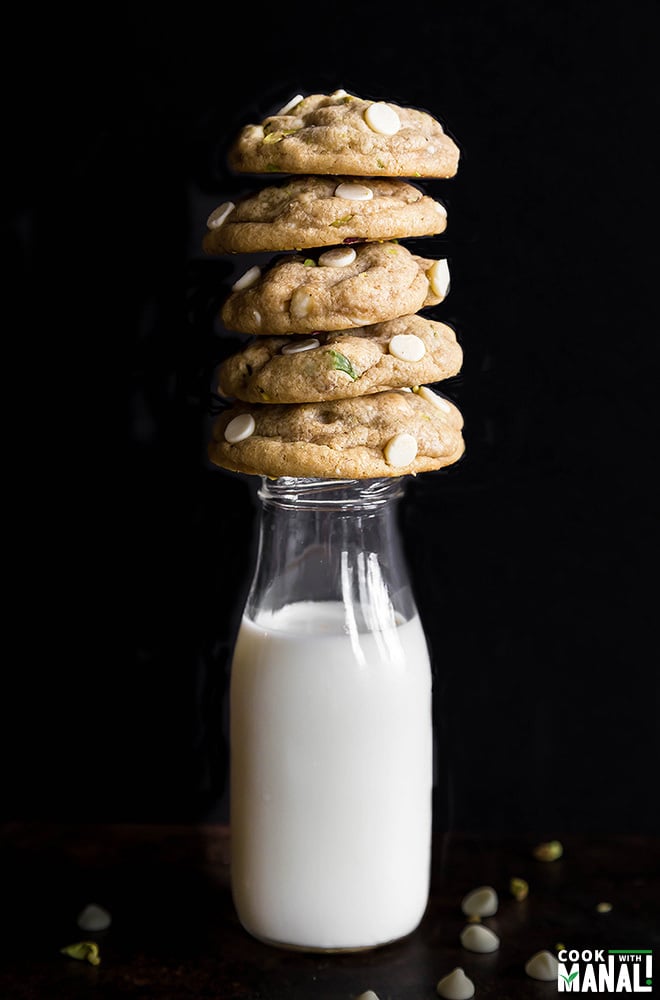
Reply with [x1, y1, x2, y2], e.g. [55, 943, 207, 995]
[4, 3, 658, 836]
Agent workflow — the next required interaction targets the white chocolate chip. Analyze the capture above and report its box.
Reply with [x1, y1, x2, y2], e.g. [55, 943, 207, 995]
[417, 385, 452, 412]
[77, 903, 112, 932]
[436, 967, 475, 1000]
[232, 266, 261, 291]
[281, 337, 320, 355]
[276, 94, 304, 115]
[245, 124, 265, 140]
[330, 88, 349, 99]
[428, 144, 436, 154]
[290, 288, 314, 318]
[364, 101, 401, 136]
[206, 201, 235, 229]
[334, 181, 374, 201]
[251, 308, 261, 329]
[399, 386, 413, 392]
[460, 923, 500, 953]
[389, 333, 426, 362]
[428, 258, 451, 298]
[461, 885, 498, 917]
[354, 993, 380, 1000]
[525, 950, 559, 981]
[384, 433, 418, 467]
[318, 246, 357, 267]
[224, 413, 256, 444]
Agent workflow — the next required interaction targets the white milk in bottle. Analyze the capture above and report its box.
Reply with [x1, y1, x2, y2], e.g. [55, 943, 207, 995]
[227, 477, 435, 951]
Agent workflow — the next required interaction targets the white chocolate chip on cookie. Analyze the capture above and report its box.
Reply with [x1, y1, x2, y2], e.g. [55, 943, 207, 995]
[428, 259, 450, 298]
[290, 288, 314, 318]
[417, 385, 452, 412]
[334, 181, 374, 201]
[318, 247, 357, 267]
[206, 202, 235, 229]
[364, 101, 401, 135]
[232, 266, 261, 291]
[281, 337, 321, 355]
[389, 333, 426, 362]
[224, 413, 256, 443]
[384, 432, 418, 467]
[276, 94, 304, 115]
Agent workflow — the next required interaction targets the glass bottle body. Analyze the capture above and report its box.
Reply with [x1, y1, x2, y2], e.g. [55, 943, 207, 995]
[229, 477, 433, 952]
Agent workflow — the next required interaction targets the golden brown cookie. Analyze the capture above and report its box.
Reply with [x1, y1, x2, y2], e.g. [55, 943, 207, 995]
[220, 242, 450, 336]
[227, 90, 459, 178]
[203, 175, 447, 254]
[216, 315, 462, 403]
[208, 387, 464, 479]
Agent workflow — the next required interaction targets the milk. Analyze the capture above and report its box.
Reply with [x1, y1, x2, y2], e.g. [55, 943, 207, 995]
[229, 600, 433, 950]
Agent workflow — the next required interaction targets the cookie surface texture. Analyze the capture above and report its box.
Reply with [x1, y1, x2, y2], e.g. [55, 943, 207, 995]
[227, 91, 459, 178]
[208, 388, 465, 479]
[217, 315, 463, 403]
[203, 176, 447, 254]
[220, 242, 447, 336]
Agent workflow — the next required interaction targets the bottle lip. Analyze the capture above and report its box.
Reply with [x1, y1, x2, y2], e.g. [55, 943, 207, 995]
[257, 476, 407, 510]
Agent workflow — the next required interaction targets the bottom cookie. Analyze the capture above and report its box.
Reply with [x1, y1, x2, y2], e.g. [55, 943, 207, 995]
[208, 387, 465, 480]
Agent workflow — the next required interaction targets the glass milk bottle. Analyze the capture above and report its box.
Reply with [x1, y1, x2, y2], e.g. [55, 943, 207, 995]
[229, 476, 434, 952]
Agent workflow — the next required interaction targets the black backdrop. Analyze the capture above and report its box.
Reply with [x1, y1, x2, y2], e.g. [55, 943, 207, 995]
[4, 2, 658, 836]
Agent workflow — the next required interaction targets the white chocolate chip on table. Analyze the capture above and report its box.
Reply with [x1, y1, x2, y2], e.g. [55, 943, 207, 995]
[460, 923, 500, 953]
[461, 885, 499, 917]
[525, 950, 559, 981]
[76, 903, 112, 932]
[436, 967, 475, 1000]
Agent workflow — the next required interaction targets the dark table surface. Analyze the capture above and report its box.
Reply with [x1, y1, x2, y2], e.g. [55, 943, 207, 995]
[1, 823, 658, 999]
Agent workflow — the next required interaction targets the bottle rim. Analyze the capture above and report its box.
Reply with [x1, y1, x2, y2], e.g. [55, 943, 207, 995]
[257, 476, 407, 510]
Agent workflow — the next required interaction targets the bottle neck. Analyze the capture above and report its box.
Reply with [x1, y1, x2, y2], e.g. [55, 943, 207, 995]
[244, 477, 417, 630]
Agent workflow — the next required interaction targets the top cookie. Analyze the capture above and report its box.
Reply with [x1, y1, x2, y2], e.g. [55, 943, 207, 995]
[203, 175, 447, 254]
[227, 90, 460, 178]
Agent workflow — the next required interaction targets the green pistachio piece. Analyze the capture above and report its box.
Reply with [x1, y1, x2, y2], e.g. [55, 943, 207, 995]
[60, 941, 101, 966]
[327, 349, 359, 380]
[330, 214, 354, 228]
[303, 258, 316, 267]
[263, 131, 284, 144]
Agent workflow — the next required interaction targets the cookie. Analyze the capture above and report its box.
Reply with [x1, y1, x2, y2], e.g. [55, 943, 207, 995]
[227, 90, 459, 178]
[203, 176, 447, 254]
[220, 242, 450, 336]
[216, 314, 462, 404]
[208, 387, 465, 480]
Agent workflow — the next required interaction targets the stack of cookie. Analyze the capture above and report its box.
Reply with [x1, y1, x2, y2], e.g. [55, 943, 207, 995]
[204, 90, 465, 480]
